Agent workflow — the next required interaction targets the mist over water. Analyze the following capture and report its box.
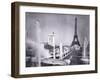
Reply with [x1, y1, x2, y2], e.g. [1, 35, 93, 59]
[26, 20, 51, 59]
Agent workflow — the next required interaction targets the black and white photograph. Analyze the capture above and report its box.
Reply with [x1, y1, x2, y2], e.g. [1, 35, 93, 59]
[25, 12, 90, 67]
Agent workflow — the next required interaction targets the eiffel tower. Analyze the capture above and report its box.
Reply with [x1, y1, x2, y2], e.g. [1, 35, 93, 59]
[71, 17, 80, 48]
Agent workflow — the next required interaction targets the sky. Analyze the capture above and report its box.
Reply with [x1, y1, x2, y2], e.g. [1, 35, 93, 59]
[25, 12, 89, 46]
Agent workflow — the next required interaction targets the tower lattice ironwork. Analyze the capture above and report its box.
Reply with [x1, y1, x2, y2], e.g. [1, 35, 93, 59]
[71, 17, 80, 47]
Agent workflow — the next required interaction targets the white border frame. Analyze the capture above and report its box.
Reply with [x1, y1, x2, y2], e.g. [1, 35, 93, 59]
[19, 6, 95, 75]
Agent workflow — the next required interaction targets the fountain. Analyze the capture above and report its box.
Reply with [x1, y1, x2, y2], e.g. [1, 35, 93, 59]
[81, 37, 89, 64]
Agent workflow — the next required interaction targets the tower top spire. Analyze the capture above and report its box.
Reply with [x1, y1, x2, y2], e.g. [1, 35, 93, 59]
[75, 17, 77, 35]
